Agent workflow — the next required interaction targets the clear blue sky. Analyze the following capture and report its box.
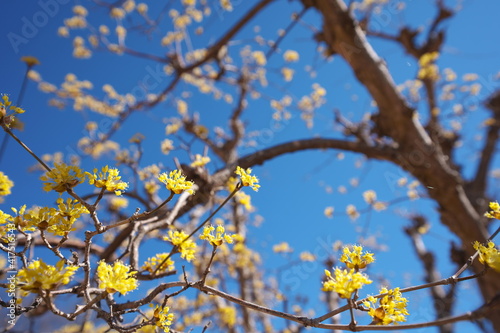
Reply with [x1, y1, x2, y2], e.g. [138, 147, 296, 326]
[1, 0, 500, 332]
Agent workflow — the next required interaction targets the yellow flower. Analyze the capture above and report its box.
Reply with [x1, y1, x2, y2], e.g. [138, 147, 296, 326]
[50, 198, 89, 236]
[299, 251, 316, 262]
[473, 241, 500, 272]
[363, 190, 377, 204]
[346, 204, 359, 220]
[20, 56, 40, 67]
[190, 154, 210, 168]
[273, 242, 292, 253]
[218, 306, 237, 328]
[485, 201, 500, 219]
[40, 163, 85, 193]
[153, 305, 175, 332]
[322, 268, 372, 299]
[340, 245, 375, 270]
[324, 206, 334, 218]
[97, 260, 138, 295]
[1, 95, 25, 116]
[283, 50, 299, 62]
[109, 197, 128, 211]
[17, 259, 79, 296]
[164, 230, 197, 262]
[86, 165, 128, 195]
[252, 51, 266, 66]
[235, 166, 260, 191]
[199, 224, 234, 246]
[158, 170, 194, 194]
[363, 287, 409, 325]
[142, 253, 175, 274]
[0, 172, 14, 198]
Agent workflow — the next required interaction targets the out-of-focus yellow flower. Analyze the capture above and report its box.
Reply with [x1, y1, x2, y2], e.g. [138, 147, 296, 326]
[158, 170, 194, 195]
[218, 306, 236, 328]
[364, 287, 409, 325]
[40, 163, 85, 193]
[86, 165, 128, 195]
[324, 206, 334, 218]
[97, 260, 138, 295]
[252, 51, 266, 66]
[273, 242, 292, 253]
[21, 56, 40, 67]
[164, 230, 197, 262]
[190, 154, 210, 168]
[0, 172, 13, 199]
[299, 251, 316, 262]
[322, 268, 372, 299]
[142, 253, 174, 274]
[17, 259, 79, 296]
[283, 50, 299, 62]
[340, 245, 375, 269]
[109, 197, 128, 211]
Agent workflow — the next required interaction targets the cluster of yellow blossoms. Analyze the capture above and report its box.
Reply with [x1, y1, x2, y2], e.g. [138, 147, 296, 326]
[97, 260, 138, 295]
[17, 260, 79, 296]
[363, 287, 409, 325]
[199, 224, 234, 246]
[158, 170, 194, 195]
[86, 165, 128, 195]
[323, 245, 409, 325]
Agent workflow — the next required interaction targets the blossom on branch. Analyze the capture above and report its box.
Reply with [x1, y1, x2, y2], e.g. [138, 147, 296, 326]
[40, 163, 85, 193]
[97, 260, 138, 295]
[17, 260, 79, 296]
[364, 287, 409, 325]
[158, 170, 194, 195]
[86, 165, 128, 195]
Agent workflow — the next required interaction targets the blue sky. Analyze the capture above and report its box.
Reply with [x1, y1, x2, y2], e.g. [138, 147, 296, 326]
[1, 0, 500, 332]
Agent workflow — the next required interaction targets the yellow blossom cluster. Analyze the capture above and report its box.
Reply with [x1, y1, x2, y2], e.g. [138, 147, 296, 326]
[323, 245, 374, 298]
[17, 260, 79, 296]
[473, 240, 500, 272]
[283, 50, 299, 62]
[0, 172, 14, 201]
[485, 201, 500, 219]
[340, 245, 375, 269]
[364, 287, 409, 325]
[142, 253, 175, 274]
[161, 139, 175, 155]
[109, 197, 128, 211]
[199, 224, 234, 246]
[218, 306, 237, 328]
[97, 260, 138, 295]
[153, 305, 175, 332]
[1, 95, 25, 119]
[190, 154, 210, 168]
[158, 170, 194, 195]
[86, 165, 128, 195]
[235, 166, 260, 191]
[418, 52, 439, 81]
[227, 177, 254, 211]
[24, 198, 89, 236]
[273, 242, 292, 253]
[322, 267, 372, 299]
[164, 230, 197, 262]
[41, 163, 85, 193]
